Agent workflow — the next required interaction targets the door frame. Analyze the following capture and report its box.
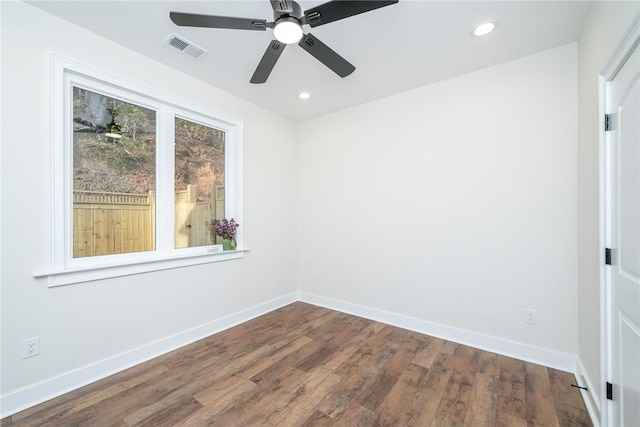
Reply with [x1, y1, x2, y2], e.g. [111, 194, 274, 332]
[599, 13, 640, 427]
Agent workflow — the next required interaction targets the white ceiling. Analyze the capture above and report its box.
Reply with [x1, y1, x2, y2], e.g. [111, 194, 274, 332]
[28, 0, 592, 122]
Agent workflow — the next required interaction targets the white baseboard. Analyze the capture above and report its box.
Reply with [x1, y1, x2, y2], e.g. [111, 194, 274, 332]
[2, 291, 592, 422]
[576, 357, 602, 427]
[298, 291, 577, 373]
[0, 292, 298, 419]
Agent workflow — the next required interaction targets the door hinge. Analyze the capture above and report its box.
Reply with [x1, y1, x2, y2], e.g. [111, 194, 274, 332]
[605, 114, 612, 131]
[605, 248, 612, 265]
[606, 382, 613, 400]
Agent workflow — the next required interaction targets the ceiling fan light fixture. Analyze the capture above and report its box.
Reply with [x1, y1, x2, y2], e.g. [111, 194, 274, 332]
[169, 0, 400, 84]
[473, 22, 495, 37]
[273, 17, 303, 44]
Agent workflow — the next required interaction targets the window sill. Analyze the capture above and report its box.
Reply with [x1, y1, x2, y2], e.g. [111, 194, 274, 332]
[34, 248, 249, 287]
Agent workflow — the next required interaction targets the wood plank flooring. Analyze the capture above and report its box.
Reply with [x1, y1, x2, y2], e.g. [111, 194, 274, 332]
[1, 302, 593, 426]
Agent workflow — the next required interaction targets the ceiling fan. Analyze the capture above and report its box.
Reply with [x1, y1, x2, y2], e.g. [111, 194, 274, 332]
[170, 0, 399, 84]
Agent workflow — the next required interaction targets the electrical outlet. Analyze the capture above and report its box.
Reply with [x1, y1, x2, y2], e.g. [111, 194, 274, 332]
[525, 309, 537, 325]
[312, 273, 320, 284]
[23, 337, 40, 359]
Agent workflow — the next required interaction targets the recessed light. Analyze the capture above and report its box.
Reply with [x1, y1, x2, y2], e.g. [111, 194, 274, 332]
[298, 92, 311, 100]
[473, 22, 495, 37]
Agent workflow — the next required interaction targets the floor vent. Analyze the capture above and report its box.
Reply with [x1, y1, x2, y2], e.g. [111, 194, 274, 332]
[165, 34, 208, 60]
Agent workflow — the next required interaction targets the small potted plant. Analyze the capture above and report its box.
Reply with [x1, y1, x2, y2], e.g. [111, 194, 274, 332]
[211, 218, 239, 251]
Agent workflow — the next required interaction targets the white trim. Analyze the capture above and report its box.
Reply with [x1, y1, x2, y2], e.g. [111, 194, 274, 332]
[0, 292, 297, 418]
[599, 13, 640, 427]
[598, 71, 612, 427]
[44, 53, 244, 286]
[33, 248, 249, 287]
[298, 292, 577, 372]
[577, 357, 602, 427]
[2, 292, 594, 421]
[601, 13, 640, 80]
[49, 53, 242, 127]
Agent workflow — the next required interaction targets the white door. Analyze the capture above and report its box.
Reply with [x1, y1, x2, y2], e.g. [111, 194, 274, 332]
[607, 41, 640, 427]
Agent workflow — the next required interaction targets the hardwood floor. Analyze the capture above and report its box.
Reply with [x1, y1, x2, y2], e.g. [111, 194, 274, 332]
[2, 302, 593, 426]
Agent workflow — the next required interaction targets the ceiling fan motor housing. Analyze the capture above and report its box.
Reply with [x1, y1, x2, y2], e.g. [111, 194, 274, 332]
[273, 1, 304, 44]
[274, 1, 303, 20]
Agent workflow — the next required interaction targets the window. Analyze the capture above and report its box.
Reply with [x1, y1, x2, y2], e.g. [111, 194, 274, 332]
[174, 117, 226, 249]
[43, 55, 243, 286]
[72, 87, 157, 257]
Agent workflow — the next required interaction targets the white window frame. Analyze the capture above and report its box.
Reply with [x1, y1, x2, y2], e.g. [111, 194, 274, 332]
[38, 54, 244, 287]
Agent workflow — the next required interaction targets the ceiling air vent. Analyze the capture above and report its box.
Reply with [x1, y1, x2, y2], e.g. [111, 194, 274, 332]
[165, 34, 208, 60]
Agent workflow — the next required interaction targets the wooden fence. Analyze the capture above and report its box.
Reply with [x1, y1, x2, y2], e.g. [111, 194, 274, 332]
[73, 183, 224, 258]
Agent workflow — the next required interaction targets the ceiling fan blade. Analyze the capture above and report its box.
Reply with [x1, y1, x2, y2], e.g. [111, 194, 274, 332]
[304, 0, 398, 27]
[170, 12, 269, 31]
[270, 0, 294, 14]
[298, 33, 355, 78]
[250, 40, 286, 84]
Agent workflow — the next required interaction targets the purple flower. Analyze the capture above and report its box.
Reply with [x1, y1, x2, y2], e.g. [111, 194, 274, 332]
[211, 218, 239, 240]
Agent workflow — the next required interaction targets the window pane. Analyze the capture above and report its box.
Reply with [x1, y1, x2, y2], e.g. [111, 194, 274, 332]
[72, 87, 156, 258]
[174, 117, 225, 249]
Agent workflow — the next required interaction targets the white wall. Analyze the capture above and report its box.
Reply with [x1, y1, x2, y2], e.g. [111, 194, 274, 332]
[297, 44, 579, 359]
[6, 0, 631, 420]
[577, 1, 639, 413]
[1, 1, 297, 412]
